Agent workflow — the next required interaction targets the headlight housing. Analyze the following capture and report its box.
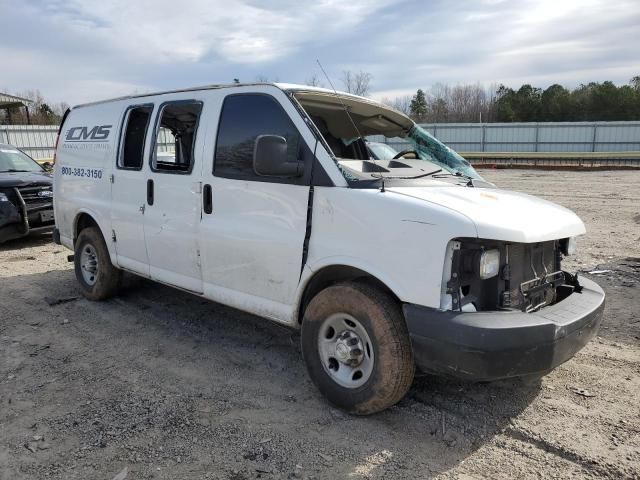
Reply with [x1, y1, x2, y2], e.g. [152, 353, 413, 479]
[560, 236, 577, 256]
[479, 249, 500, 279]
[444, 238, 566, 313]
[0, 192, 10, 202]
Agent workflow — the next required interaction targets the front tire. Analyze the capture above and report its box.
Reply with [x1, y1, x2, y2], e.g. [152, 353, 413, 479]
[74, 227, 120, 301]
[301, 281, 415, 415]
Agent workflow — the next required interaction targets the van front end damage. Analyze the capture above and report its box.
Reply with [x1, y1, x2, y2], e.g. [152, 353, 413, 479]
[441, 238, 576, 313]
[0, 184, 54, 243]
[403, 238, 605, 380]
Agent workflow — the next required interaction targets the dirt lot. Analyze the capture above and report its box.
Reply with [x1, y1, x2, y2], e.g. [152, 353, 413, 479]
[1, 169, 639, 480]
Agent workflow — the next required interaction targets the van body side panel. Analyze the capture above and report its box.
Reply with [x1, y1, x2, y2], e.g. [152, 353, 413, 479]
[145, 172, 204, 293]
[110, 104, 153, 276]
[302, 187, 478, 309]
[110, 173, 150, 274]
[143, 94, 209, 294]
[200, 180, 309, 314]
[54, 103, 120, 257]
[199, 86, 312, 324]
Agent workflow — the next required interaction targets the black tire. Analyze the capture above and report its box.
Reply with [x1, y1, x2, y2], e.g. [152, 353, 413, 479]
[74, 227, 120, 301]
[301, 281, 415, 415]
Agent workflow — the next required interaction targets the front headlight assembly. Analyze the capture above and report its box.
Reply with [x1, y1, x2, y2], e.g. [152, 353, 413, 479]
[479, 249, 500, 279]
[443, 238, 567, 312]
[560, 237, 577, 256]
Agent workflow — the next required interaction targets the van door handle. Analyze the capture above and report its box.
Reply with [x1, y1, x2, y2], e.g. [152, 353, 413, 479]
[147, 179, 154, 206]
[203, 184, 213, 214]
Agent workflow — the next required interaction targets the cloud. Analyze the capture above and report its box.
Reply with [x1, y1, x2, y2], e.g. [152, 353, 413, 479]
[1, 0, 638, 105]
[25, 0, 397, 64]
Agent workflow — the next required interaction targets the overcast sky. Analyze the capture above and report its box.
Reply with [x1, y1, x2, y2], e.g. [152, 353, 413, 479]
[1, 0, 639, 105]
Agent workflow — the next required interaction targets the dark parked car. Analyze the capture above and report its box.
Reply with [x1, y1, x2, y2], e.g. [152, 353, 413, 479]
[0, 144, 54, 244]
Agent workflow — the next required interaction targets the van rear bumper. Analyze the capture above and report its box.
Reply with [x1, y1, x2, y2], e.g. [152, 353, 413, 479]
[403, 276, 605, 381]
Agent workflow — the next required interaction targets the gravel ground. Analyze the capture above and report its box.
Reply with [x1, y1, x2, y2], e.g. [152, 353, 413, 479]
[1, 169, 639, 480]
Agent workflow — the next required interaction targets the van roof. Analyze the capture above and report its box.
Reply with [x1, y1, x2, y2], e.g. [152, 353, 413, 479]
[73, 82, 373, 109]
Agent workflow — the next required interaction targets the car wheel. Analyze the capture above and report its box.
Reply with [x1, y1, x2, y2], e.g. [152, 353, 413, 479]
[74, 227, 120, 301]
[301, 281, 415, 415]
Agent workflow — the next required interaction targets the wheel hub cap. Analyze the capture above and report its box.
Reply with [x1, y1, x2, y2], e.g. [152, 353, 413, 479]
[80, 245, 98, 286]
[334, 331, 364, 366]
[317, 313, 374, 389]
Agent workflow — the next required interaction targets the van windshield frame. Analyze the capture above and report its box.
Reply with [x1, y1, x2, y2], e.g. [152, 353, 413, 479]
[291, 90, 482, 187]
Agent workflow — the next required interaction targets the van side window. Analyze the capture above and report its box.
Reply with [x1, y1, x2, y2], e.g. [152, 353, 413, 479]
[214, 94, 302, 180]
[119, 105, 153, 170]
[151, 101, 203, 174]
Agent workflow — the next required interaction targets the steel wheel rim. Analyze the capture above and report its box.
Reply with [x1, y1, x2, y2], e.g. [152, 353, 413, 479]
[80, 244, 98, 286]
[317, 313, 374, 389]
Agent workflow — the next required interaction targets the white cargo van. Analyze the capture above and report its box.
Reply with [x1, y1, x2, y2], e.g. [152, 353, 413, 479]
[53, 83, 605, 414]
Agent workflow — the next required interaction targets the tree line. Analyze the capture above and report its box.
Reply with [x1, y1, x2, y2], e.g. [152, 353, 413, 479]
[3, 74, 639, 125]
[305, 71, 640, 123]
[383, 77, 640, 123]
[494, 78, 640, 122]
[382, 83, 498, 123]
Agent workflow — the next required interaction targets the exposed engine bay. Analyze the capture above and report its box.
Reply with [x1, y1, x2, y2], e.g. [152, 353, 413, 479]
[444, 238, 581, 313]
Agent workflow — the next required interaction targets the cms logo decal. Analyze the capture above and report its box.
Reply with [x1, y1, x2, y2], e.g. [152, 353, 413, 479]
[65, 125, 112, 141]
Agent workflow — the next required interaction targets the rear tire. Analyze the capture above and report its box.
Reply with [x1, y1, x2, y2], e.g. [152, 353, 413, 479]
[301, 281, 415, 415]
[74, 227, 120, 301]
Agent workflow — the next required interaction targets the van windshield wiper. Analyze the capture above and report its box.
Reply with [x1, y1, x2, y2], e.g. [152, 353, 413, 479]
[372, 168, 442, 180]
[432, 171, 472, 180]
[432, 171, 496, 188]
[1, 169, 32, 173]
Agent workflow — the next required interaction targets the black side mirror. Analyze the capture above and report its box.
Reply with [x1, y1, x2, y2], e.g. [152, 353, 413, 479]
[253, 135, 303, 177]
[42, 162, 53, 171]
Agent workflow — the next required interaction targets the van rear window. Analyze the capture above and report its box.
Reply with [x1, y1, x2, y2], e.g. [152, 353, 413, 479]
[119, 105, 153, 170]
[151, 102, 202, 174]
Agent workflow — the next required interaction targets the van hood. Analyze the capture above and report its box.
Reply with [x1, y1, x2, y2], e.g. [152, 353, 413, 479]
[388, 185, 585, 243]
